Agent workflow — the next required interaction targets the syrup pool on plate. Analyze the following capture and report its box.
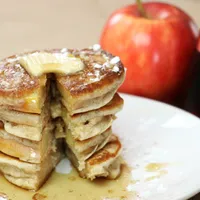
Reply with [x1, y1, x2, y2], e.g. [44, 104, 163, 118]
[0, 160, 137, 200]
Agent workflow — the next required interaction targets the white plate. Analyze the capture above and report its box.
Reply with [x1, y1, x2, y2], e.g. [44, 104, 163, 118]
[114, 93, 200, 200]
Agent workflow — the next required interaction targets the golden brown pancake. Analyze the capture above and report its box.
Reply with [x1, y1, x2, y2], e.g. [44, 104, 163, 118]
[68, 93, 124, 123]
[0, 123, 54, 163]
[0, 46, 125, 189]
[0, 140, 63, 190]
[66, 134, 122, 180]
[0, 54, 47, 113]
[0, 108, 43, 127]
[56, 49, 125, 114]
[3, 122, 43, 141]
[67, 115, 114, 141]
[66, 128, 112, 170]
[0, 96, 50, 141]
[59, 93, 123, 140]
[0, 48, 124, 114]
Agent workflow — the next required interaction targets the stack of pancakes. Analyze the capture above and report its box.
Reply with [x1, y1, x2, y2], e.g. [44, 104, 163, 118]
[53, 91, 124, 180]
[0, 45, 125, 190]
[0, 69, 63, 190]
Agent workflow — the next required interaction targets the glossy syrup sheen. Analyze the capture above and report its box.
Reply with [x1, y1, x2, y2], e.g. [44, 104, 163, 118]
[145, 163, 168, 182]
[0, 165, 136, 200]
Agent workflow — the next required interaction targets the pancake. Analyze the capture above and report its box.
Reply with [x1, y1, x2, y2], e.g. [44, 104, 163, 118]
[0, 46, 125, 189]
[80, 135, 122, 180]
[66, 128, 112, 170]
[3, 122, 43, 141]
[66, 127, 112, 154]
[0, 123, 54, 163]
[67, 115, 114, 141]
[66, 134, 122, 180]
[67, 93, 123, 124]
[0, 108, 42, 127]
[60, 93, 123, 140]
[0, 94, 50, 141]
[0, 54, 47, 113]
[0, 47, 124, 115]
[60, 89, 118, 115]
[0, 143, 63, 190]
[56, 48, 125, 114]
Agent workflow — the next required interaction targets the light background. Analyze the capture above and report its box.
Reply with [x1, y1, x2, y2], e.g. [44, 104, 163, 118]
[0, 0, 199, 58]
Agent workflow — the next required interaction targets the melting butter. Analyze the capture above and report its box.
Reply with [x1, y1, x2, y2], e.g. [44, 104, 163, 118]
[19, 52, 84, 77]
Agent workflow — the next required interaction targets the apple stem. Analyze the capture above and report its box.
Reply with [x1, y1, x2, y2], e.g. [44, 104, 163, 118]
[136, 0, 148, 18]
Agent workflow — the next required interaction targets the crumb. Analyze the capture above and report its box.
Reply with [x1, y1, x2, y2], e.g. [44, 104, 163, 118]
[68, 190, 73, 193]
[32, 193, 47, 200]
[84, 120, 89, 125]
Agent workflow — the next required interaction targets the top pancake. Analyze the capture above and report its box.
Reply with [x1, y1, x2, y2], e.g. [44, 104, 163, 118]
[0, 54, 47, 113]
[0, 55, 42, 97]
[56, 47, 125, 114]
[0, 46, 125, 114]
[56, 47, 124, 97]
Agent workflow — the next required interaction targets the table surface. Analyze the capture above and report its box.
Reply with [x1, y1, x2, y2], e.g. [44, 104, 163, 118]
[0, 0, 200, 199]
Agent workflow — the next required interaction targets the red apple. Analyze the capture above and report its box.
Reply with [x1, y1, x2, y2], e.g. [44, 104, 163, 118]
[100, 1, 199, 103]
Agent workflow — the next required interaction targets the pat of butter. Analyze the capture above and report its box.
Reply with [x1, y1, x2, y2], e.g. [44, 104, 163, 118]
[19, 52, 85, 77]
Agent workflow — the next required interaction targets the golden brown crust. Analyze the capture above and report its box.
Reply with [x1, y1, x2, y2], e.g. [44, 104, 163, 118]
[74, 127, 111, 145]
[56, 48, 125, 97]
[0, 47, 124, 101]
[0, 54, 41, 97]
[71, 93, 123, 119]
[87, 135, 122, 166]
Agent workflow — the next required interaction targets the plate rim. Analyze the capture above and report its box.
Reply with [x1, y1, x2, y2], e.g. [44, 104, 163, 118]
[120, 92, 200, 200]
